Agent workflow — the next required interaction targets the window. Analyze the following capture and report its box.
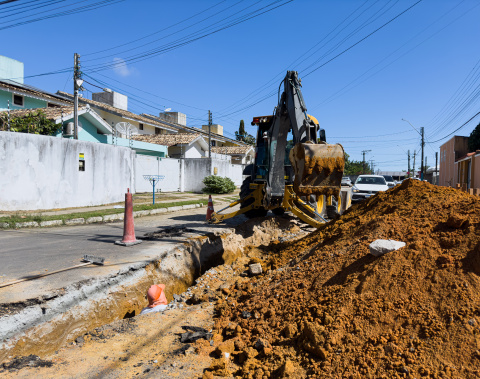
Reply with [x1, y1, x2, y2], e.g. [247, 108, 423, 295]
[13, 94, 24, 106]
[139, 123, 144, 130]
[155, 128, 160, 135]
[211, 140, 216, 146]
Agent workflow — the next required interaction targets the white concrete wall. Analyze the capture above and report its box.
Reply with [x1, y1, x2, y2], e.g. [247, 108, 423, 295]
[183, 158, 244, 192]
[135, 155, 180, 193]
[229, 164, 244, 186]
[0, 131, 135, 211]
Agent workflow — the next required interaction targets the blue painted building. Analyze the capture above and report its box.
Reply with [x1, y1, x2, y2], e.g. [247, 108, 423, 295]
[1, 105, 168, 158]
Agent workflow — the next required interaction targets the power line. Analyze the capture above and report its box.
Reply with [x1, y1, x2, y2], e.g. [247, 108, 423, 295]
[303, 0, 424, 77]
[215, 0, 424, 120]
[83, 0, 294, 73]
[428, 111, 480, 144]
[0, 0, 125, 31]
[83, 0, 229, 57]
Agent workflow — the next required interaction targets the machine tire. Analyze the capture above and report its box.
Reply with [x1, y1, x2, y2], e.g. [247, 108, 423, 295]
[240, 177, 268, 219]
[326, 205, 339, 219]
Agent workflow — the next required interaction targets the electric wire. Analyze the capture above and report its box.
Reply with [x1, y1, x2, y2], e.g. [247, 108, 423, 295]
[0, 0, 124, 31]
[83, 0, 294, 73]
[82, 0, 229, 57]
[215, 0, 424, 121]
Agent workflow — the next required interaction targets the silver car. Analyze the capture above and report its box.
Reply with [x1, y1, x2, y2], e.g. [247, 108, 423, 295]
[341, 176, 352, 186]
[382, 175, 395, 188]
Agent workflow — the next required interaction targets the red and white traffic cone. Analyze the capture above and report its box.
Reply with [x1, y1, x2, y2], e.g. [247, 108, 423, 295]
[115, 188, 142, 246]
[206, 195, 214, 221]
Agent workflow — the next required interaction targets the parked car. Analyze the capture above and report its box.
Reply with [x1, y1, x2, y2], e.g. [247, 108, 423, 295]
[341, 176, 352, 186]
[382, 175, 395, 188]
[352, 175, 389, 202]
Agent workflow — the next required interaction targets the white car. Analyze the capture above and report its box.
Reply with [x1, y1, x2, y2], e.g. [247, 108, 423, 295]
[352, 175, 389, 202]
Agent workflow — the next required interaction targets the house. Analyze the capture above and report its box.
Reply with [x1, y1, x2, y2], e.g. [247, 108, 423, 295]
[439, 136, 469, 187]
[1, 105, 168, 158]
[142, 113, 248, 149]
[0, 56, 71, 111]
[132, 133, 210, 158]
[1, 105, 113, 142]
[57, 91, 180, 137]
[211, 145, 254, 164]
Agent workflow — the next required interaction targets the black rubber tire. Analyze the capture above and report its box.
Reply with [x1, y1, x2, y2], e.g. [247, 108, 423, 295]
[272, 207, 285, 216]
[326, 205, 339, 219]
[240, 177, 268, 219]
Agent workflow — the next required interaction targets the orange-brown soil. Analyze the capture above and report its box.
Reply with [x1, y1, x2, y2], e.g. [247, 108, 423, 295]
[5, 180, 480, 379]
[213, 180, 480, 378]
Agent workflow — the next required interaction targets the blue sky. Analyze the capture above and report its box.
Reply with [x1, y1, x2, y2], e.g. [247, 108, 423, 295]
[3, 0, 480, 172]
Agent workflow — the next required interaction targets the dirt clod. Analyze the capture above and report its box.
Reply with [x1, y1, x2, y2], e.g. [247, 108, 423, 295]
[1, 355, 53, 372]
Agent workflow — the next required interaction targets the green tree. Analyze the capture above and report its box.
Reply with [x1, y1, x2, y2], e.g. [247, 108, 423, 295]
[468, 122, 480, 152]
[235, 119, 256, 145]
[0, 109, 60, 135]
[239, 119, 245, 136]
[343, 153, 369, 175]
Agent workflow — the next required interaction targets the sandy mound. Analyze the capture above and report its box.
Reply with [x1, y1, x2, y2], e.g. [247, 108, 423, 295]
[213, 180, 480, 378]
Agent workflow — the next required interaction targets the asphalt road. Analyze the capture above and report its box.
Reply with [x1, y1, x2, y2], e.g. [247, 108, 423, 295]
[0, 207, 245, 304]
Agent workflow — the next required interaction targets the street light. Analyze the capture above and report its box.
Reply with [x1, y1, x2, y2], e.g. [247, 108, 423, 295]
[401, 118, 425, 180]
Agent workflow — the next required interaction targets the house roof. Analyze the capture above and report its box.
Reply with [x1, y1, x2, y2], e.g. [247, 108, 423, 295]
[141, 113, 249, 147]
[212, 145, 254, 155]
[0, 80, 72, 106]
[133, 133, 205, 147]
[57, 91, 180, 133]
[2, 105, 84, 120]
[1, 105, 113, 134]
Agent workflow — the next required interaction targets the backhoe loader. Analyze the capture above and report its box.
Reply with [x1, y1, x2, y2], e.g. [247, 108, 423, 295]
[209, 71, 351, 228]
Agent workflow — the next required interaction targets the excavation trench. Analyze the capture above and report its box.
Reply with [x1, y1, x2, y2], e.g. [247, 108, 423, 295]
[0, 216, 303, 362]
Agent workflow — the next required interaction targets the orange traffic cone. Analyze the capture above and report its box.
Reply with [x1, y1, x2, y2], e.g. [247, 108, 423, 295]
[115, 188, 142, 246]
[206, 195, 214, 221]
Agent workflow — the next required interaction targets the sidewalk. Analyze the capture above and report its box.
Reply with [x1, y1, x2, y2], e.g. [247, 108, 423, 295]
[0, 191, 240, 228]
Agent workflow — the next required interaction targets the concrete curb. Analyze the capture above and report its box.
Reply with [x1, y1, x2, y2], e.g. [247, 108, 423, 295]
[0, 203, 208, 230]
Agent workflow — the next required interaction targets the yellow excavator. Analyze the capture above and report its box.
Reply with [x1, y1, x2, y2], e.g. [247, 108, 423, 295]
[209, 71, 351, 228]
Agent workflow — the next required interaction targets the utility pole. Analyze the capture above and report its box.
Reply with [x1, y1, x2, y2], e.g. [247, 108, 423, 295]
[73, 53, 84, 140]
[413, 151, 416, 178]
[425, 156, 427, 180]
[407, 150, 411, 178]
[7, 100, 10, 131]
[362, 150, 371, 174]
[208, 110, 212, 158]
[370, 159, 374, 174]
[435, 152, 438, 185]
[420, 127, 425, 180]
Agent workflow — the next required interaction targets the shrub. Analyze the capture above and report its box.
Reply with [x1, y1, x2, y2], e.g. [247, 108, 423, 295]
[202, 175, 236, 194]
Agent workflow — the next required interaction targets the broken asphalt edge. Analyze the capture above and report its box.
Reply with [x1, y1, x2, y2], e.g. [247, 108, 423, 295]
[0, 225, 236, 360]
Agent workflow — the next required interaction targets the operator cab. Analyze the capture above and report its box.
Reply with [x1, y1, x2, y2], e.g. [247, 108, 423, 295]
[251, 115, 326, 183]
[251, 115, 294, 184]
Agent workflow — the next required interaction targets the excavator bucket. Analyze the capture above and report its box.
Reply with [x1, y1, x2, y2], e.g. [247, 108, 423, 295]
[289, 142, 345, 198]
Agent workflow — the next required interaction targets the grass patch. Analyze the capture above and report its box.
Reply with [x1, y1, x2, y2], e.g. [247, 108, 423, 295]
[0, 200, 206, 229]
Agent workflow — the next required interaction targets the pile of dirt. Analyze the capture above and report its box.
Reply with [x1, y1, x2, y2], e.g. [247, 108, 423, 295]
[213, 180, 480, 378]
